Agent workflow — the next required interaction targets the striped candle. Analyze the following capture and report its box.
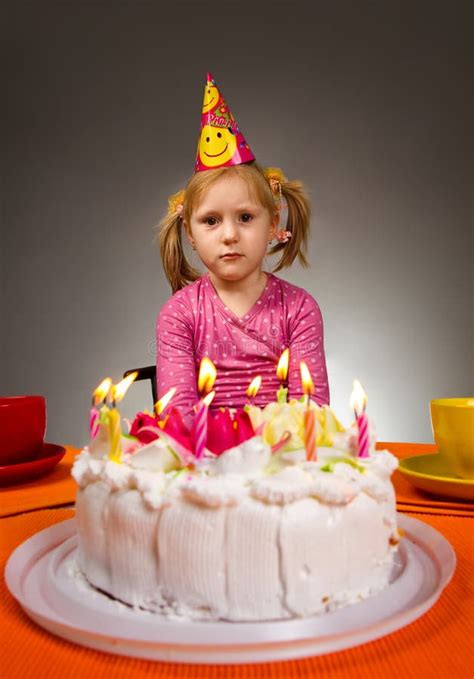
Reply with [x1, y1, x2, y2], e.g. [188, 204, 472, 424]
[300, 361, 317, 462]
[303, 407, 317, 461]
[193, 358, 217, 461]
[194, 391, 215, 460]
[89, 408, 100, 439]
[350, 380, 370, 458]
[356, 410, 370, 458]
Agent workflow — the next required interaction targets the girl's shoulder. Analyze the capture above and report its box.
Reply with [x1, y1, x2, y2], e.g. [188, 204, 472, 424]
[269, 273, 324, 334]
[157, 275, 206, 322]
[269, 272, 321, 308]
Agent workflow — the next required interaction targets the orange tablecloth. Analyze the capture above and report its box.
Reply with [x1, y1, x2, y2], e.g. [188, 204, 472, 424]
[1, 507, 473, 679]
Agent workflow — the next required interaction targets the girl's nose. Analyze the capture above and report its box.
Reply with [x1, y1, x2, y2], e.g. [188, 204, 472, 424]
[221, 219, 239, 243]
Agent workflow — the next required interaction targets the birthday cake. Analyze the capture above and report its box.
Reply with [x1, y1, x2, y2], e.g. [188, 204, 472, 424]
[72, 373, 400, 622]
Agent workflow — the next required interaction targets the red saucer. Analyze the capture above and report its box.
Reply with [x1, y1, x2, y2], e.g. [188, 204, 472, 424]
[0, 443, 66, 486]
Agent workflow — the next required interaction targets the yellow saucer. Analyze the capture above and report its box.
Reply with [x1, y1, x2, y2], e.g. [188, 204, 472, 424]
[398, 453, 474, 501]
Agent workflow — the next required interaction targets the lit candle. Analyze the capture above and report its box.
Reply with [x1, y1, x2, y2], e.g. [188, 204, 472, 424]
[300, 361, 317, 461]
[107, 372, 138, 463]
[89, 377, 112, 438]
[154, 386, 176, 419]
[107, 407, 122, 463]
[276, 349, 290, 403]
[197, 356, 217, 395]
[193, 357, 217, 460]
[350, 379, 370, 458]
[194, 391, 215, 460]
[246, 375, 262, 405]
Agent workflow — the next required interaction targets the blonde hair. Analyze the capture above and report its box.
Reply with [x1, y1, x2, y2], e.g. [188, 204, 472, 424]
[156, 162, 311, 293]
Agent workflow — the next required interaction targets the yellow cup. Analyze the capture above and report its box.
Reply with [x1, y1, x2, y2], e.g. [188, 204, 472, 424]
[430, 398, 474, 479]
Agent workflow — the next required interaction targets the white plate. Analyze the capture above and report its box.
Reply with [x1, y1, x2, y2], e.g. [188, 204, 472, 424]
[5, 515, 455, 664]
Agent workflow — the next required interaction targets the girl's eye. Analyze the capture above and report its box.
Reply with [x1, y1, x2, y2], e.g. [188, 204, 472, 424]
[241, 213, 253, 222]
[205, 217, 218, 226]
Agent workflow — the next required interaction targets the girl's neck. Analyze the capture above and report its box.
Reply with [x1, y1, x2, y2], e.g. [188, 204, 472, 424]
[207, 268, 268, 296]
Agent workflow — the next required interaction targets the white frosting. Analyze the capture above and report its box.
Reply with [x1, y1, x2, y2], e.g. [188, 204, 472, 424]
[130, 470, 167, 510]
[71, 450, 107, 488]
[129, 440, 180, 473]
[181, 476, 246, 507]
[211, 436, 271, 476]
[72, 436, 399, 621]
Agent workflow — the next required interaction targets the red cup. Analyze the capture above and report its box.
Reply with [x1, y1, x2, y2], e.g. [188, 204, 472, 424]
[0, 396, 46, 465]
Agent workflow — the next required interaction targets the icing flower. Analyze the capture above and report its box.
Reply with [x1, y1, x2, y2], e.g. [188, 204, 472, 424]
[247, 401, 345, 451]
[130, 406, 257, 462]
[252, 401, 306, 451]
[129, 411, 161, 444]
[205, 408, 256, 456]
[160, 406, 194, 452]
[167, 189, 185, 217]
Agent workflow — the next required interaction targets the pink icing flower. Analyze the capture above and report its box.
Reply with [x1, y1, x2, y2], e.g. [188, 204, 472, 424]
[233, 409, 255, 441]
[129, 411, 160, 444]
[130, 406, 257, 461]
[206, 408, 255, 456]
[205, 409, 234, 455]
[161, 406, 194, 453]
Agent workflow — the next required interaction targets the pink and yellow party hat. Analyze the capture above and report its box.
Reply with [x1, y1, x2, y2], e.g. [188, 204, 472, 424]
[194, 72, 256, 173]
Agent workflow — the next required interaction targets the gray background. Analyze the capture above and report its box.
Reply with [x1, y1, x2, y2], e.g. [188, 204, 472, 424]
[1, 1, 472, 447]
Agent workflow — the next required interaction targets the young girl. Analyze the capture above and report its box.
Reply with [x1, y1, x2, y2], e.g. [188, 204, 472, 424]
[155, 75, 329, 426]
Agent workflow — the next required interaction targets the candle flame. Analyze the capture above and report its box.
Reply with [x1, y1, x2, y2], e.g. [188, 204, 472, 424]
[92, 377, 112, 405]
[202, 390, 215, 407]
[350, 379, 368, 414]
[111, 372, 138, 404]
[246, 375, 262, 398]
[198, 357, 217, 394]
[276, 349, 290, 381]
[300, 361, 315, 395]
[154, 386, 176, 416]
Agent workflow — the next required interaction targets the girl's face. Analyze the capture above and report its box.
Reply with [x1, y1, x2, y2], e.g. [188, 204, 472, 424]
[185, 174, 278, 283]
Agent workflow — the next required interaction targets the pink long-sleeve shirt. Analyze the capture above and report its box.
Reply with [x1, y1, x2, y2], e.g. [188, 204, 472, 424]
[156, 271, 329, 424]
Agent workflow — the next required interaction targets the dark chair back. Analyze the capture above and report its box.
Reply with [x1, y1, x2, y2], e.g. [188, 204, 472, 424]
[123, 366, 157, 405]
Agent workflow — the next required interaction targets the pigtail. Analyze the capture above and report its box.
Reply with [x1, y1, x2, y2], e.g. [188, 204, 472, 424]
[155, 194, 201, 293]
[263, 168, 311, 271]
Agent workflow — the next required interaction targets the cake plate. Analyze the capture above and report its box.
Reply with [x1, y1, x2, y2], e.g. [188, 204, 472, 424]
[5, 514, 455, 664]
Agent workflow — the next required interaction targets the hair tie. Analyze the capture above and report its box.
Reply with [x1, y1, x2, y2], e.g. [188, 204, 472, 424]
[167, 189, 185, 218]
[275, 229, 292, 243]
[263, 167, 288, 195]
[264, 168, 291, 243]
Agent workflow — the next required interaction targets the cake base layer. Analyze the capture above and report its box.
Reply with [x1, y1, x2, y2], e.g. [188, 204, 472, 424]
[74, 446, 399, 621]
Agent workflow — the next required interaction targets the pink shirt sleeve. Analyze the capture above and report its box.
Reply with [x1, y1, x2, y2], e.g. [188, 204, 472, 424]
[156, 298, 198, 427]
[287, 293, 330, 406]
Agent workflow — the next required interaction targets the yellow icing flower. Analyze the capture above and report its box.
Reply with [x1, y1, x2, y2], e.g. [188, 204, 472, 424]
[316, 405, 346, 446]
[247, 400, 345, 451]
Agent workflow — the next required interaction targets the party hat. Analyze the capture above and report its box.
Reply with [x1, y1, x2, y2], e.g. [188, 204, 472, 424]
[194, 72, 256, 172]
